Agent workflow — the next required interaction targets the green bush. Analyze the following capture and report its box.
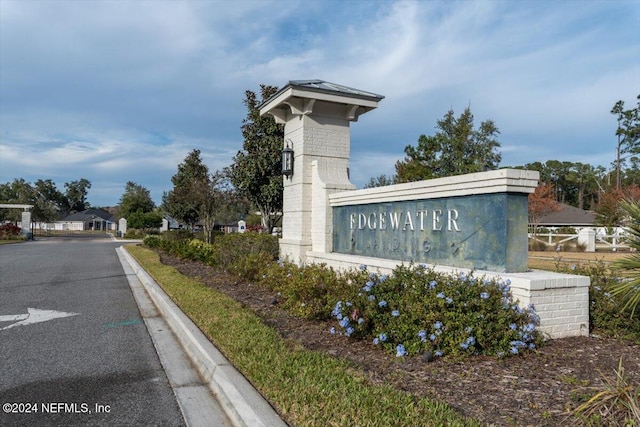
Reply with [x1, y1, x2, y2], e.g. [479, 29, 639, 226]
[327, 264, 543, 358]
[143, 232, 279, 280]
[558, 261, 640, 341]
[162, 229, 194, 241]
[141, 230, 640, 358]
[124, 228, 147, 239]
[259, 261, 365, 319]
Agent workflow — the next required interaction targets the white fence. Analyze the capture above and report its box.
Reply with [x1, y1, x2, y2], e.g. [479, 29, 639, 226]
[528, 227, 631, 252]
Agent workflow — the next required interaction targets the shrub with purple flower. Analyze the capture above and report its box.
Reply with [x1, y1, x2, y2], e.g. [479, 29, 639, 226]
[330, 263, 543, 358]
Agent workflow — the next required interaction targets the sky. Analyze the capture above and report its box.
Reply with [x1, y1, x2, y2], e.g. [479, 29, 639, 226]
[1, 0, 639, 207]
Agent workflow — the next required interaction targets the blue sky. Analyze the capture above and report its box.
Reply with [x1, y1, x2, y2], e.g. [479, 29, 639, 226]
[1, 0, 639, 207]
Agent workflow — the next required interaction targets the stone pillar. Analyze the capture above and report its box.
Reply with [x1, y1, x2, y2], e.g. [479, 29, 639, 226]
[578, 228, 596, 252]
[21, 211, 31, 238]
[238, 220, 246, 233]
[161, 218, 169, 232]
[260, 80, 383, 264]
[119, 218, 127, 237]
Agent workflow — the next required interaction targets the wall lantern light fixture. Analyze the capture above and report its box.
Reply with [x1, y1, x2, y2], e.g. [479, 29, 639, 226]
[282, 139, 294, 178]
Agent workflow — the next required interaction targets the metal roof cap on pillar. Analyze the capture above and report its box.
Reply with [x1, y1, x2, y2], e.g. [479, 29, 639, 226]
[259, 79, 384, 123]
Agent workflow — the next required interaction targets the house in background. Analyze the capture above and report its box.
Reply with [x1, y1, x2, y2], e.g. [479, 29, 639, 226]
[55, 208, 118, 231]
[530, 202, 631, 251]
[535, 203, 596, 229]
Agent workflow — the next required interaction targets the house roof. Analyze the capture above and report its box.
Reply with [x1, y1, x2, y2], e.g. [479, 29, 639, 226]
[62, 209, 117, 223]
[537, 203, 596, 226]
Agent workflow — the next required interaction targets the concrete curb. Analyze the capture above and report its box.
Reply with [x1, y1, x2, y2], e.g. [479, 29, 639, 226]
[117, 246, 288, 427]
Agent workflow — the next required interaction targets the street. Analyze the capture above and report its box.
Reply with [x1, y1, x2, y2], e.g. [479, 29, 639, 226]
[0, 235, 186, 426]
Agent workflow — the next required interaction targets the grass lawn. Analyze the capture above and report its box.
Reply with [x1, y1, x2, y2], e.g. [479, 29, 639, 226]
[126, 244, 480, 427]
[528, 250, 629, 272]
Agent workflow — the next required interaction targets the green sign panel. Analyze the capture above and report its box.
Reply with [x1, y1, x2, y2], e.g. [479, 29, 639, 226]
[332, 193, 529, 272]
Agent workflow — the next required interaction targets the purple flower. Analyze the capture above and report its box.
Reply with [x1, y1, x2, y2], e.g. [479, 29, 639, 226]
[331, 301, 343, 317]
[480, 292, 489, 299]
[378, 300, 387, 308]
[433, 321, 443, 330]
[391, 310, 400, 317]
[436, 292, 445, 299]
[395, 344, 407, 357]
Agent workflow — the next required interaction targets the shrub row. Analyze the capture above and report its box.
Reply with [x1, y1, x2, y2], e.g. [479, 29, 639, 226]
[144, 233, 543, 359]
[144, 232, 279, 280]
[145, 231, 639, 355]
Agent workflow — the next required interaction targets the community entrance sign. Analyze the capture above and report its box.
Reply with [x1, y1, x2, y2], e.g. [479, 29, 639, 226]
[333, 192, 529, 273]
[260, 80, 589, 339]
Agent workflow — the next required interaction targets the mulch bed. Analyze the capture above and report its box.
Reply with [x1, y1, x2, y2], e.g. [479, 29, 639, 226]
[157, 252, 640, 426]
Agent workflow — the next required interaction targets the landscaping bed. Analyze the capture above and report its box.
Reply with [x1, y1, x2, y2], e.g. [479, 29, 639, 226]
[157, 251, 640, 427]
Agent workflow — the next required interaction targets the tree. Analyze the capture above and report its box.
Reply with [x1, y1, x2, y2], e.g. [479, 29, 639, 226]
[127, 211, 163, 231]
[364, 174, 396, 189]
[119, 181, 155, 218]
[33, 179, 66, 222]
[611, 199, 640, 317]
[163, 149, 209, 229]
[528, 182, 561, 236]
[522, 161, 603, 210]
[163, 150, 245, 243]
[611, 95, 640, 189]
[191, 171, 248, 243]
[595, 187, 626, 228]
[623, 156, 640, 186]
[227, 85, 284, 232]
[0, 179, 35, 222]
[395, 107, 501, 183]
[64, 178, 91, 212]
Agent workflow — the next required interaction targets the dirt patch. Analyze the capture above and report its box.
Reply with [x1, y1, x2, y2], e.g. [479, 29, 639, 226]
[158, 252, 639, 427]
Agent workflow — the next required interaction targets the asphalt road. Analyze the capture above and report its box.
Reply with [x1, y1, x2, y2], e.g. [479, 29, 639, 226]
[0, 235, 186, 426]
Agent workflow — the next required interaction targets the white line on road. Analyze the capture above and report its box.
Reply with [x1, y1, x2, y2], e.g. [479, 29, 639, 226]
[0, 308, 79, 331]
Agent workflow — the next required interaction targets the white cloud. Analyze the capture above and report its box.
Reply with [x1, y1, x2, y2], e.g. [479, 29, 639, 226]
[1, 0, 638, 205]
